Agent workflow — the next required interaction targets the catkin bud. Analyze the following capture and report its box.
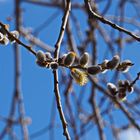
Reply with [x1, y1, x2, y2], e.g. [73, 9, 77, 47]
[50, 62, 58, 70]
[0, 36, 9, 45]
[118, 87, 126, 93]
[87, 65, 102, 75]
[64, 52, 76, 66]
[0, 24, 9, 35]
[123, 80, 133, 93]
[58, 54, 67, 64]
[99, 59, 109, 73]
[107, 55, 120, 70]
[36, 50, 46, 62]
[9, 30, 19, 43]
[45, 52, 52, 60]
[117, 60, 134, 73]
[117, 92, 127, 101]
[0, 32, 4, 41]
[107, 83, 118, 96]
[118, 80, 124, 87]
[79, 52, 89, 67]
[128, 86, 134, 93]
[36, 60, 48, 67]
[124, 80, 130, 88]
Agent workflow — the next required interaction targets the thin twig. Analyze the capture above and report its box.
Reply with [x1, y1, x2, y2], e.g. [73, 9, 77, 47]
[130, 72, 140, 87]
[84, 0, 140, 42]
[90, 86, 106, 140]
[53, 70, 71, 140]
[54, 0, 71, 59]
[89, 76, 140, 132]
[0, 22, 36, 55]
[53, 0, 71, 140]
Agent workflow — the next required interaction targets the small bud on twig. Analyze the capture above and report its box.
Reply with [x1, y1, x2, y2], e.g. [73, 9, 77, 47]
[117, 92, 127, 101]
[87, 65, 102, 75]
[45, 52, 52, 60]
[64, 52, 76, 66]
[36, 60, 48, 67]
[107, 55, 120, 70]
[79, 52, 89, 67]
[9, 30, 19, 43]
[117, 60, 134, 73]
[0, 36, 9, 46]
[0, 32, 4, 41]
[99, 59, 109, 73]
[107, 83, 118, 96]
[0, 24, 9, 35]
[36, 50, 46, 62]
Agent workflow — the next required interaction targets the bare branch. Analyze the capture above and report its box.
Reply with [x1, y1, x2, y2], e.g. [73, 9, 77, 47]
[84, 0, 140, 42]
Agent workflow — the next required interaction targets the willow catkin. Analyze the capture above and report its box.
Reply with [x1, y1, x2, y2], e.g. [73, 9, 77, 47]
[36, 50, 46, 62]
[117, 59, 134, 73]
[71, 68, 88, 86]
[87, 65, 102, 75]
[79, 52, 89, 67]
[107, 82, 118, 96]
[107, 55, 120, 70]
[64, 52, 76, 66]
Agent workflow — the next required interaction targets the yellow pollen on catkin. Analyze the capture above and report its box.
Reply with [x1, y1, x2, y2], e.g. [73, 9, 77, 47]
[70, 68, 88, 86]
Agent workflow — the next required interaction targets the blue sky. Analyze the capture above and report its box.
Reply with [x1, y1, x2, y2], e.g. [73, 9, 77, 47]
[0, 0, 140, 140]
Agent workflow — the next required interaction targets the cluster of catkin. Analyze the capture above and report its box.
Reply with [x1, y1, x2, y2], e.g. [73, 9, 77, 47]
[107, 80, 133, 101]
[0, 24, 19, 45]
[35, 50, 134, 87]
[0, 23, 135, 102]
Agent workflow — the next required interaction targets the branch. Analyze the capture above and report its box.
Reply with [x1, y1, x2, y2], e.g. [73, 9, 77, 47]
[84, 0, 140, 42]
[90, 86, 106, 140]
[0, 22, 36, 55]
[53, 70, 71, 140]
[52, 0, 71, 140]
[89, 76, 140, 132]
[20, 27, 54, 53]
[54, 0, 71, 59]
[15, 0, 29, 139]
[23, 0, 83, 9]
[130, 72, 140, 87]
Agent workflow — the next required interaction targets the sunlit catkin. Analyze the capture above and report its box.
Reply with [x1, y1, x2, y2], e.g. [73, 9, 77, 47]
[64, 52, 76, 66]
[70, 68, 88, 86]
[36, 50, 46, 62]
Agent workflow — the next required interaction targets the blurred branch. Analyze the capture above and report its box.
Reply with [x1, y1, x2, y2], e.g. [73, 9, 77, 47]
[23, 0, 84, 9]
[89, 86, 106, 140]
[14, 0, 29, 139]
[20, 27, 54, 52]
